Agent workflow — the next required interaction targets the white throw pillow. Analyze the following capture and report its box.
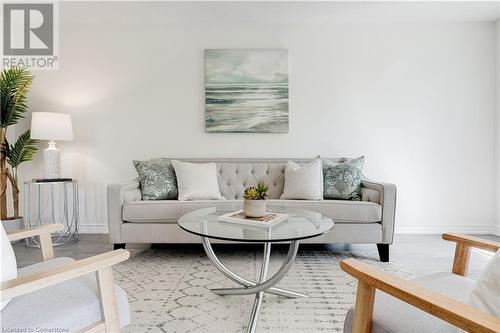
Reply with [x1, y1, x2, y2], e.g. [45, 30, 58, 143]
[281, 156, 323, 200]
[468, 250, 500, 316]
[1, 223, 17, 310]
[172, 160, 224, 200]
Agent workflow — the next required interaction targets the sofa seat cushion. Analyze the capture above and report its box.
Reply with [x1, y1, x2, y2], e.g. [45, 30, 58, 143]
[344, 272, 475, 333]
[269, 199, 381, 223]
[123, 199, 381, 223]
[124, 200, 242, 223]
[1, 257, 130, 332]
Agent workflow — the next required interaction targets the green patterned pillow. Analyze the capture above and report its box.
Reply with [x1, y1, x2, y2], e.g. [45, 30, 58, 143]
[133, 159, 178, 200]
[323, 157, 364, 200]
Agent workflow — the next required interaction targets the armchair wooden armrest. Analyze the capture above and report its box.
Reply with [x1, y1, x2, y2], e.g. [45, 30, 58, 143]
[340, 258, 500, 333]
[442, 233, 500, 276]
[7, 224, 64, 261]
[7, 223, 64, 242]
[1, 249, 130, 333]
[1, 249, 129, 300]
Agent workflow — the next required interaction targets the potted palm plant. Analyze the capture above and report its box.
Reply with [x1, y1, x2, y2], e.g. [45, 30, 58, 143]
[243, 182, 270, 217]
[1, 67, 38, 231]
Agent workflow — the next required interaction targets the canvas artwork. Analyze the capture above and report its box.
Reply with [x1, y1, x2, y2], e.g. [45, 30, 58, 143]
[205, 49, 289, 133]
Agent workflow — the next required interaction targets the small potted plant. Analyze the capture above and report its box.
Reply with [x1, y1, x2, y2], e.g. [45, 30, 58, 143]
[243, 182, 270, 217]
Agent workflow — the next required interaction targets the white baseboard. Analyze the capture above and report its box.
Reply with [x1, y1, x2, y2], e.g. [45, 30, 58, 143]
[79, 224, 109, 234]
[396, 225, 497, 235]
[79, 224, 500, 236]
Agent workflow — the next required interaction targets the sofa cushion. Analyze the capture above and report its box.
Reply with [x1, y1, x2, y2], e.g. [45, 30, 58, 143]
[133, 158, 178, 200]
[1, 257, 130, 331]
[323, 156, 364, 200]
[344, 272, 475, 333]
[172, 160, 224, 200]
[123, 199, 381, 223]
[272, 200, 381, 223]
[281, 156, 323, 200]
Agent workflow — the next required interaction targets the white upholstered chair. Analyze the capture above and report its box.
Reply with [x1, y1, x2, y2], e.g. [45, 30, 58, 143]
[341, 233, 500, 333]
[1, 223, 131, 332]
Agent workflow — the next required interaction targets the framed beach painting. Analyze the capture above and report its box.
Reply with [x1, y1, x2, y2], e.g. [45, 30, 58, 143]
[205, 49, 289, 133]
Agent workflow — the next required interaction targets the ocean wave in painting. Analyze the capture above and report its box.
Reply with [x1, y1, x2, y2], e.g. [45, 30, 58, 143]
[205, 84, 289, 133]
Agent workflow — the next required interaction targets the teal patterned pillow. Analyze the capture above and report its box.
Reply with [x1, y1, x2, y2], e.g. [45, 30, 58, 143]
[323, 157, 364, 200]
[133, 159, 178, 200]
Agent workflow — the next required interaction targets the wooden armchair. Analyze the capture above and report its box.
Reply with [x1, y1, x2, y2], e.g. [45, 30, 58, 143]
[341, 234, 500, 333]
[1, 224, 131, 332]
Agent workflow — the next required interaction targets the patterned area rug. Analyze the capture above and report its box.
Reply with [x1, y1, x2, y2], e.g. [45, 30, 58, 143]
[113, 246, 413, 333]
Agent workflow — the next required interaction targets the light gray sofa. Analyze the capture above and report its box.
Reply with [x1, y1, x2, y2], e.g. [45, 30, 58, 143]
[107, 158, 396, 261]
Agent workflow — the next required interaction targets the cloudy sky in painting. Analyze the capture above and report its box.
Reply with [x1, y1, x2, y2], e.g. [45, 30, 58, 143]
[205, 49, 288, 85]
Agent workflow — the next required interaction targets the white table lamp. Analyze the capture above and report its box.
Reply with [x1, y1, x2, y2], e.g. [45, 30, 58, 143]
[31, 112, 74, 179]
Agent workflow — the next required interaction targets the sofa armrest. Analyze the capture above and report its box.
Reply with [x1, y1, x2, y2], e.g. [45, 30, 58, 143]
[361, 179, 397, 244]
[107, 180, 141, 243]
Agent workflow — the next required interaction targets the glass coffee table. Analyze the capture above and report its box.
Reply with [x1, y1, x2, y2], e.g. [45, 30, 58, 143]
[178, 205, 334, 333]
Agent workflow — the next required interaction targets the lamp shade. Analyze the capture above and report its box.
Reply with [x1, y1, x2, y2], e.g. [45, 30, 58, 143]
[31, 112, 73, 141]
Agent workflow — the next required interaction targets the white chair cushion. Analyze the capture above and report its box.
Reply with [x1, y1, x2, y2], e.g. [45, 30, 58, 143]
[172, 160, 224, 200]
[0, 223, 17, 310]
[468, 250, 500, 316]
[344, 272, 475, 333]
[1, 257, 130, 331]
[281, 156, 323, 200]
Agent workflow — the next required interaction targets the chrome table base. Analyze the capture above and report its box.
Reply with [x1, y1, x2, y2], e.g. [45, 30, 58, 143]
[202, 238, 306, 333]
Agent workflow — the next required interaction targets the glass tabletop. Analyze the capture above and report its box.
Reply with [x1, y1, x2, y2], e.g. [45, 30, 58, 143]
[178, 205, 334, 242]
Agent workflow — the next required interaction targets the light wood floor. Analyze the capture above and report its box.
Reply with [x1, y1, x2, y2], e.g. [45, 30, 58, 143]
[12, 234, 499, 279]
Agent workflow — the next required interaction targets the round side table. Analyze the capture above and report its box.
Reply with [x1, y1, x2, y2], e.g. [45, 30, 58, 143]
[23, 179, 79, 246]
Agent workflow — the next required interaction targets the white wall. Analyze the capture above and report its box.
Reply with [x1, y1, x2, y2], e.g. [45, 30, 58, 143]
[15, 2, 498, 234]
[495, 20, 500, 235]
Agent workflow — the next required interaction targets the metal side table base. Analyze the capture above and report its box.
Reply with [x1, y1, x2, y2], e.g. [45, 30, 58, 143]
[202, 238, 306, 333]
[23, 180, 79, 247]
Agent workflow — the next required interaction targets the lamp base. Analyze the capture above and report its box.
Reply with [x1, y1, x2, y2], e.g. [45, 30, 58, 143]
[43, 140, 61, 179]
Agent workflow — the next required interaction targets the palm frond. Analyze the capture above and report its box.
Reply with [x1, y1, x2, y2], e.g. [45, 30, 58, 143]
[6, 129, 38, 169]
[1, 67, 34, 128]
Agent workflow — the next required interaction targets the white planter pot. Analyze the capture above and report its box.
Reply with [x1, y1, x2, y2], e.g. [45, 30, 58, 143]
[243, 199, 267, 218]
[2, 217, 23, 243]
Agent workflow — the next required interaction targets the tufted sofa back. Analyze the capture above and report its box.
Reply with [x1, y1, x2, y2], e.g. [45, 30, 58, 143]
[174, 158, 345, 200]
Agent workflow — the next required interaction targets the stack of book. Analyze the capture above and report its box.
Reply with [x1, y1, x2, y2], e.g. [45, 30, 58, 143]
[218, 210, 288, 228]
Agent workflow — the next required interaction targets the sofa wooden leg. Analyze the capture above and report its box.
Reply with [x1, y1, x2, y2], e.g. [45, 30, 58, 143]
[114, 243, 126, 250]
[377, 244, 389, 262]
